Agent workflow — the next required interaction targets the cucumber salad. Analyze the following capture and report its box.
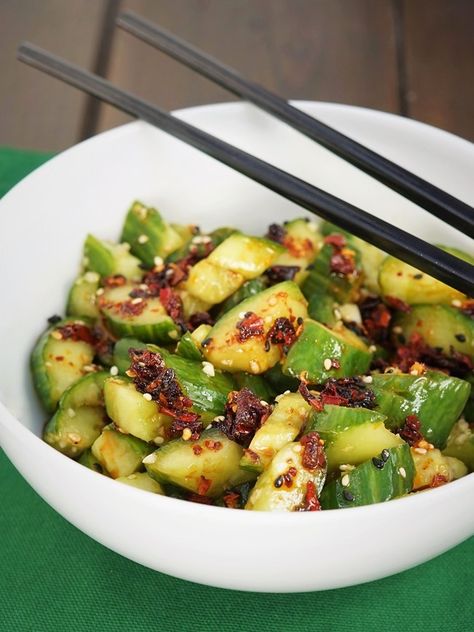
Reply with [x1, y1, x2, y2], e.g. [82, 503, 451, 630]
[31, 201, 474, 511]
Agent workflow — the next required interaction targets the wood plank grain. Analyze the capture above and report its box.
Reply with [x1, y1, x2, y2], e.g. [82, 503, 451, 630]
[401, 0, 474, 141]
[97, 0, 399, 131]
[0, 0, 110, 151]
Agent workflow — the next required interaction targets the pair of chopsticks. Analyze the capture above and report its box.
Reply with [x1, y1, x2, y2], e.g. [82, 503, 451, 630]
[17, 12, 474, 295]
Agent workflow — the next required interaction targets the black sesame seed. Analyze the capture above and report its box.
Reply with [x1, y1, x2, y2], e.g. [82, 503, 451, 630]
[47, 314, 62, 325]
[264, 339, 271, 352]
[201, 337, 213, 347]
[372, 457, 385, 469]
[274, 476, 284, 488]
[413, 273, 423, 279]
[306, 263, 315, 270]
[455, 333, 466, 343]
[343, 490, 354, 502]
[381, 449, 390, 462]
[297, 316, 304, 325]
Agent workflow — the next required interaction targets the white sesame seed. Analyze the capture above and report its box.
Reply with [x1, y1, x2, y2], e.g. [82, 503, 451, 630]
[67, 408, 76, 418]
[168, 330, 178, 340]
[362, 375, 373, 384]
[82, 364, 97, 373]
[51, 330, 63, 340]
[283, 390, 290, 396]
[293, 444, 303, 453]
[414, 447, 427, 455]
[138, 234, 149, 244]
[143, 393, 153, 401]
[268, 296, 277, 306]
[96, 288, 105, 296]
[182, 428, 192, 441]
[153, 256, 164, 267]
[238, 311, 247, 319]
[260, 400, 268, 406]
[127, 474, 137, 480]
[205, 424, 213, 430]
[131, 297, 143, 305]
[221, 359, 233, 367]
[392, 326, 403, 334]
[341, 474, 350, 487]
[249, 360, 260, 374]
[153, 436, 164, 445]
[139, 283, 149, 290]
[323, 358, 332, 371]
[67, 433, 81, 444]
[110, 365, 119, 376]
[451, 299, 462, 308]
[368, 345, 377, 353]
[339, 464, 356, 472]
[202, 361, 215, 377]
[334, 308, 342, 320]
[142, 453, 157, 464]
[398, 467, 407, 479]
[84, 271, 100, 283]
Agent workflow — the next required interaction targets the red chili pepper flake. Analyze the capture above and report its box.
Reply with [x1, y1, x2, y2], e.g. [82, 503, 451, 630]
[187, 492, 214, 505]
[92, 324, 116, 360]
[384, 295, 411, 313]
[430, 474, 449, 488]
[300, 432, 326, 471]
[197, 475, 212, 496]
[266, 223, 286, 244]
[188, 311, 214, 331]
[265, 317, 297, 351]
[214, 388, 270, 446]
[236, 311, 265, 342]
[359, 295, 392, 345]
[129, 348, 201, 438]
[283, 235, 315, 258]
[319, 377, 376, 409]
[159, 287, 185, 329]
[324, 234, 357, 277]
[265, 265, 300, 284]
[54, 355, 64, 361]
[398, 414, 423, 446]
[298, 381, 324, 411]
[223, 491, 241, 509]
[460, 300, 474, 319]
[56, 322, 96, 345]
[204, 439, 223, 451]
[103, 274, 127, 288]
[393, 332, 473, 377]
[192, 445, 203, 455]
[117, 299, 147, 318]
[299, 480, 321, 512]
[324, 234, 346, 248]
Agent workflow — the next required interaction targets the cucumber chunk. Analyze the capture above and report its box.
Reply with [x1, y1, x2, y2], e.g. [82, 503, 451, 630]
[120, 201, 184, 266]
[216, 277, 268, 318]
[241, 393, 312, 473]
[91, 424, 153, 479]
[187, 233, 284, 304]
[393, 304, 474, 361]
[84, 234, 142, 280]
[443, 419, 474, 471]
[116, 472, 165, 494]
[233, 373, 274, 403]
[103, 376, 173, 443]
[412, 448, 467, 490]
[31, 319, 96, 413]
[283, 319, 371, 383]
[43, 371, 108, 458]
[203, 281, 308, 374]
[372, 371, 471, 448]
[98, 283, 180, 343]
[320, 444, 415, 509]
[175, 331, 204, 361]
[166, 226, 236, 264]
[78, 448, 104, 473]
[245, 439, 327, 511]
[379, 255, 467, 305]
[271, 218, 322, 285]
[144, 429, 254, 497]
[66, 272, 100, 319]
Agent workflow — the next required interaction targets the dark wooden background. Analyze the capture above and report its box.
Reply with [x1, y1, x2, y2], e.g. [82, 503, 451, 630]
[1, 0, 473, 151]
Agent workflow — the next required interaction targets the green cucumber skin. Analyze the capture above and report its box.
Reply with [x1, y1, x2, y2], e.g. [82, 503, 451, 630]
[307, 292, 338, 327]
[84, 234, 142, 280]
[155, 347, 235, 422]
[43, 371, 109, 458]
[393, 305, 474, 361]
[263, 363, 299, 395]
[306, 405, 388, 438]
[120, 201, 183, 266]
[103, 312, 178, 345]
[372, 371, 471, 448]
[113, 337, 147, 374]
[175, 332, 203, 361]
[233, 373, 275, 402]
[283, 319, 371, 384]
[30, 318, 95, 413]
[145, 429, 254, 497]
[216, 277, 268, 318]
[320, 444, 415, 509]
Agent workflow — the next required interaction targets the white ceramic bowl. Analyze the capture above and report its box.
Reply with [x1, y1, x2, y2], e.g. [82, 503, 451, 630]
[0, 101, 473, 592]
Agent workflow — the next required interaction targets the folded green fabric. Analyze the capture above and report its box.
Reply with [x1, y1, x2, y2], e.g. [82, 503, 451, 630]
[0, 148, 472, 632]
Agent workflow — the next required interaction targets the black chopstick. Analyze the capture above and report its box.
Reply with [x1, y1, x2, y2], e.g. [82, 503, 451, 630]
[117, 11, 474, 240]
[17, 43, 474, 296]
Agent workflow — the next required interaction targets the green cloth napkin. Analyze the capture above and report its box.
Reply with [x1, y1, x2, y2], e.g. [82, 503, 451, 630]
[0, 148, 472, 631]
